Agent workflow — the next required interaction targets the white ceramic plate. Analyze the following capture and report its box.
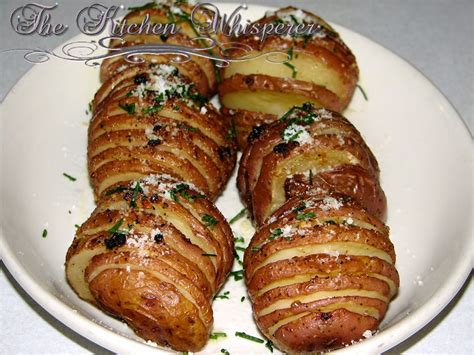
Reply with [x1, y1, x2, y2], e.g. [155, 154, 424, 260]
[0, 3, 472, 354]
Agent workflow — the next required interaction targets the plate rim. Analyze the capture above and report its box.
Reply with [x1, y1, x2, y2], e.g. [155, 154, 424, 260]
[1, 2, 472, 353]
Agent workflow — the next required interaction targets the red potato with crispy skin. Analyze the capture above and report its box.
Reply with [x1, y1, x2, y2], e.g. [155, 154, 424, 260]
[89, 64, 236, 202]
[100, 3, 222, 96]
[243, 194, 399, 353]
[66, 175, 234, 352]
[237, 103, 386, 225]
[219, 6, 359, 149]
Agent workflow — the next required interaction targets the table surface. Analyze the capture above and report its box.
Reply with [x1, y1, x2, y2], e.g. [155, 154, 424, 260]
[1, 0, 472, 353]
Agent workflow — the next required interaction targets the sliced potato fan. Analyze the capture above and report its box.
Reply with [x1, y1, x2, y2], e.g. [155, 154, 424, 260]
[66, 174, 234, 352]
[243, 194, 399, 353]
[219, 6, 359, 148]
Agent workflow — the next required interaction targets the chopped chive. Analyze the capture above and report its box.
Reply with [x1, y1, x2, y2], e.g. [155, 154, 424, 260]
[235, 332, 265, 343]
[63, 173, 76, 181]
[209, 332, 227, 340]
[214, 291, 230, 300]
[42, 229, 47, 238]
[265, 340, 274, 352]
[234, 236, 245, 244]
[108, 219, 124, 234]
[129, 182, 143, 208]
[296, 211, 316, 221]
[105, 185, 128, 196]
[202, 214, 218, 229]
[221, 349, 230, 355]
[251, 246, 260, 253]
[283, 62, 298, 78]
[119, 103, 136, 115]
[229, 208, 246, 224]
[74, 224, 80, 229]
[230, 270, 244, 281]
[240, 296, 245, 302]
[356, 84, 368, 101]
[202, 253, 217, 257]
[235, 246, 246, 252]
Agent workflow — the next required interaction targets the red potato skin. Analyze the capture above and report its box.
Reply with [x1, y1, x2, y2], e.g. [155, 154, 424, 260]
[219, 6, 359, 147]
[243, 194, 399, 353]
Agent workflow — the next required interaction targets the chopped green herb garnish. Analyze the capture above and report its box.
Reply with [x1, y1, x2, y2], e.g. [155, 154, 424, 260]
[129, 182, 143, 208]
[240, 296, 245, 302]
[63, 173, 76, 181]
[108, 219, 124, 235]
[209, 332, 227, 340]
[229, 208, 246, 224]
[269, 228, 283, 240]
[202, 253, 217, 257]
[296, 211, 316, 220]
[202, 214, 218, 229]
[214, 291, 230, 300]
[221, 349, 230, 355]
[309, 169, 313, 185]
[283, 62, 298, 79]
[119, 103, 136, 115]
[265, 340, 274, 353]
[287, 47, 294, 60]
[125, 91, 133, 97]
[141, 105, 162, 115]
[234, 236, 245, 244]
[251, 246, 260, 253]
[235, 332, 265, 343]
[74, 224, 80, 229]
[170, 183, 205, 203]
[293, 202, 306, 212]
[42, 229, 47, 238]
[105, 185, 128, 196]
[356, 84, 368, 101]
[235, 246, 246, 252]
[230, 270, 244, 281]
[172, 104, 181, 111]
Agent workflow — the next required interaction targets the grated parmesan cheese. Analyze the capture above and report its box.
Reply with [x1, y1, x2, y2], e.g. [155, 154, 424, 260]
[282, 124, 313, 145]
[319, 196, 343, 211]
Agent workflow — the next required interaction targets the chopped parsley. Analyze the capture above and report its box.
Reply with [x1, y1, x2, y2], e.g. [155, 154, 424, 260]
[74, 224, 80, 229]
[235, 246, 246, 252]
[63, 173, 76, 181]
[202, 214, 218, 229]
[209, 332, 227, 340]
[221, 349, 230, 355]
[251, 246, 261, 253]
[119, 103, 136, 115]
[141, 105, 162, 116]
[229, 208, 246, 224]
[42, 229, 47, 238]
[240, 296, 245, 302]
[235, 332, 264, 343]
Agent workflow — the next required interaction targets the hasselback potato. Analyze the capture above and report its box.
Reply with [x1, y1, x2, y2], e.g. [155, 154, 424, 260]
[243, 193, 399, 353]
[238, 103, 386, 226]
[100, 1, 221, 97]
[219, 6, 359, 148]
[66, 174, 234, 351]
[89, 63, 236, 201]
